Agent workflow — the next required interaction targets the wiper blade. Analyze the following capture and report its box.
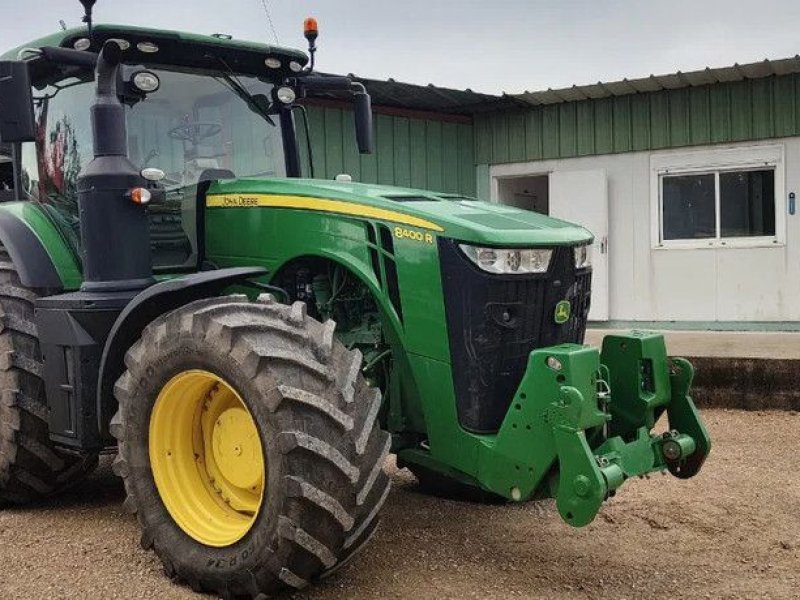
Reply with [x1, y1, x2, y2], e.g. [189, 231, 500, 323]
[214, 57, 275, 126]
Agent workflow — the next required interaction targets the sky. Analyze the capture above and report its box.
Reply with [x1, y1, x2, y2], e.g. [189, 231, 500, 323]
[3, 0, 800, 95]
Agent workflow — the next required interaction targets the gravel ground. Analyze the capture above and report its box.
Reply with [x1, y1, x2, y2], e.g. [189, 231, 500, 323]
[1, 409, 798, 599]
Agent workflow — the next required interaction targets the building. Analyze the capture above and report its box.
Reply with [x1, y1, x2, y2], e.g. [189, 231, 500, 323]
[308, 57, 800, 328]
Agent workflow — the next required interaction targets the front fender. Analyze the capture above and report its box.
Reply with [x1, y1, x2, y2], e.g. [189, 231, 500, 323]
[96, 266, 268, 443]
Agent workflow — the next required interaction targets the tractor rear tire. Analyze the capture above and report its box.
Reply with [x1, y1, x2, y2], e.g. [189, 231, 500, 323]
[0, 248, 98, 505]
[111, 294, 391, 598]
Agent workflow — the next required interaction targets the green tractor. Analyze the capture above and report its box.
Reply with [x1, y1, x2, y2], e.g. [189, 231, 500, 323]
[0, 1, 710, 596]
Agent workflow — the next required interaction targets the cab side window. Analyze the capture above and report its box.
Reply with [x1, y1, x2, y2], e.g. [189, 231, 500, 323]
[27, 79, 94, 252]
[0, 144, 15, 201]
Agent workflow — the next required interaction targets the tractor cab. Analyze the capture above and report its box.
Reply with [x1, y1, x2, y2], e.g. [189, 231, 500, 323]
[3, 24, 370, 271]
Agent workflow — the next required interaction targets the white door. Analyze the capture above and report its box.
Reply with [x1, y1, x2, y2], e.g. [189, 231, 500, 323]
[549, 169, 609, 321]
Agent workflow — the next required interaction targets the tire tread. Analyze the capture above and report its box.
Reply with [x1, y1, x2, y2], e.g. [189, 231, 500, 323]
[0, 247, 97, 504]
[112, 296, 391, 598]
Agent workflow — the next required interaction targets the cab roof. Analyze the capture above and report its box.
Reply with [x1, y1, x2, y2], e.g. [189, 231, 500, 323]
[2, 24, 308, 78]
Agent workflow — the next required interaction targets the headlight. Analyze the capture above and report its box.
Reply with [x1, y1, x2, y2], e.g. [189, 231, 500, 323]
[459, 244, 552, 274]
[574, 244, 592, 269]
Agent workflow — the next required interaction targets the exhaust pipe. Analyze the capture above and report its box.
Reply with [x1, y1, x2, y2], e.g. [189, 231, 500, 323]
[77, 40, 153, 292]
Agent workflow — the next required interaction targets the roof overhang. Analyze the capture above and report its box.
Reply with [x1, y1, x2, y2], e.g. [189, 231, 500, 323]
[514, 55, 800, 106]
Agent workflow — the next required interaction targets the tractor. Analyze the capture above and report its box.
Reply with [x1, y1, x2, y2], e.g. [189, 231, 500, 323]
[0, 1, 710, 597]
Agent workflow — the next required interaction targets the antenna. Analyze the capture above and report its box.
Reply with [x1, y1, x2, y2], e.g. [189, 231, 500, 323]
[257, 0, 280, 45]
[59, 19, 67, 31]
[79, 0, 97, 37]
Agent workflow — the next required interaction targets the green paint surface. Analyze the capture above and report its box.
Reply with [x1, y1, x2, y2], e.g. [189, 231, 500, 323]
[202, 177, 707, 528]
[0, 202, 81, 289]
[206, 177, 592, 245]
[399, 332, 710, 526]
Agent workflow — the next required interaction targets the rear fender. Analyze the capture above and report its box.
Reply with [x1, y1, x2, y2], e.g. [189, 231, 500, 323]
[0, 202, 81, 291]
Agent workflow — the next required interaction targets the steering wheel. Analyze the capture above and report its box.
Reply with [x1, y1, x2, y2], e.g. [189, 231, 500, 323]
[167, 122, 222, 144]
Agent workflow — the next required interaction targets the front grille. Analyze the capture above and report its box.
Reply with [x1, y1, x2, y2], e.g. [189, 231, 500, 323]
[438, 239, 591, 433]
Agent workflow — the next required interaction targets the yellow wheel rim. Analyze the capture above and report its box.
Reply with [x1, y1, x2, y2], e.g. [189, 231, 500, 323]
[149, 370, 265, 547]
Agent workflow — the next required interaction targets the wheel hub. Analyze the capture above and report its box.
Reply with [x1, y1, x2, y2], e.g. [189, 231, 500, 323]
[149, 370, 265, 547]
[212, 407, 262, 490]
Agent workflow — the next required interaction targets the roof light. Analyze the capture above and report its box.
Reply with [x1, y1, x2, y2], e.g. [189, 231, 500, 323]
[141, 168, 165, 182]
[106, 38, 130, 50]
[289, 60, 302, 73]
[136, 41, 159, 53]
[264, 57, 282, 69]
[73, 38, 91, 51]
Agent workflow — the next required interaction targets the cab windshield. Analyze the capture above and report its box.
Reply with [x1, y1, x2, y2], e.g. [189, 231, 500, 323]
[21, 66, 285, 268]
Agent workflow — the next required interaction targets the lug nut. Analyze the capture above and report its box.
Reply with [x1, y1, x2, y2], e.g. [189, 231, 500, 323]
[662, 439, 682, 461]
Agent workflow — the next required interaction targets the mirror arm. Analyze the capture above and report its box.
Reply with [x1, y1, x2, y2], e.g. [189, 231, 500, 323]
[38, 47, 99, 69]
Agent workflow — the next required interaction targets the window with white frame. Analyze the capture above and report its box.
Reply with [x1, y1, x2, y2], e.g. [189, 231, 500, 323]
[652, 145, 784, 248]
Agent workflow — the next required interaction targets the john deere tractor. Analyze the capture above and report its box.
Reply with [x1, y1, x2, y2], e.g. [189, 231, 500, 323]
[0, 1, 710, 596]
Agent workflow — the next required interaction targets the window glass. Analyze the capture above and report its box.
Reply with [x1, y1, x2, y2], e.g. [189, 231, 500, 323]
[720, 169, 775, 237]
[31, 78, 94, 245]
[660, 167, 777, 244]
[29, 68, 285, 269]
[0, 144, 14, 201]
[19, 141, 40, 199]
[661, 173, 716, 240]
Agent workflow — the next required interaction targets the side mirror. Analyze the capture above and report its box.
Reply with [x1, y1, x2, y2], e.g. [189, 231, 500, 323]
[353, 91, 373, 154]
[293, 75, 374, 154]
[0, 61, 35, 143]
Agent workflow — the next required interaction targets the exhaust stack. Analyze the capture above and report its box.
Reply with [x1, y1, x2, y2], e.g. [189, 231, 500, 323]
[76, 40, 153, 292]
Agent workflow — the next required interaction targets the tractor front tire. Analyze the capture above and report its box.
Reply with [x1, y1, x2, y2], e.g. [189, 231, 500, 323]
[0, 248, 98, 505]
[111, 294, 391, 598]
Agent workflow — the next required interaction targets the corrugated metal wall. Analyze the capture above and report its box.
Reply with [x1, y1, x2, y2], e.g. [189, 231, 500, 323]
[475, 74, 800, 164]
[299, 106, 476, 195]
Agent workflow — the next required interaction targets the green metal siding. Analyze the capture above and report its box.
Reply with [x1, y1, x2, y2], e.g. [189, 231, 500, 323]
[475, 74, 800, 164]
[298, 106, 476, 195]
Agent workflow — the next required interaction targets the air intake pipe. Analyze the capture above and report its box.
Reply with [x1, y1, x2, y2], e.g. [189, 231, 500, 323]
[76, 40, 153, 292]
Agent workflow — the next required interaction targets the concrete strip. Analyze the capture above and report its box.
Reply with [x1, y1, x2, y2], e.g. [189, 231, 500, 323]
[586, 328, 800, 360]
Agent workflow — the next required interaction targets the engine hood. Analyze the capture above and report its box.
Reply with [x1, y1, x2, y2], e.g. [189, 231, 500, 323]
[207, 178, 593, 246]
